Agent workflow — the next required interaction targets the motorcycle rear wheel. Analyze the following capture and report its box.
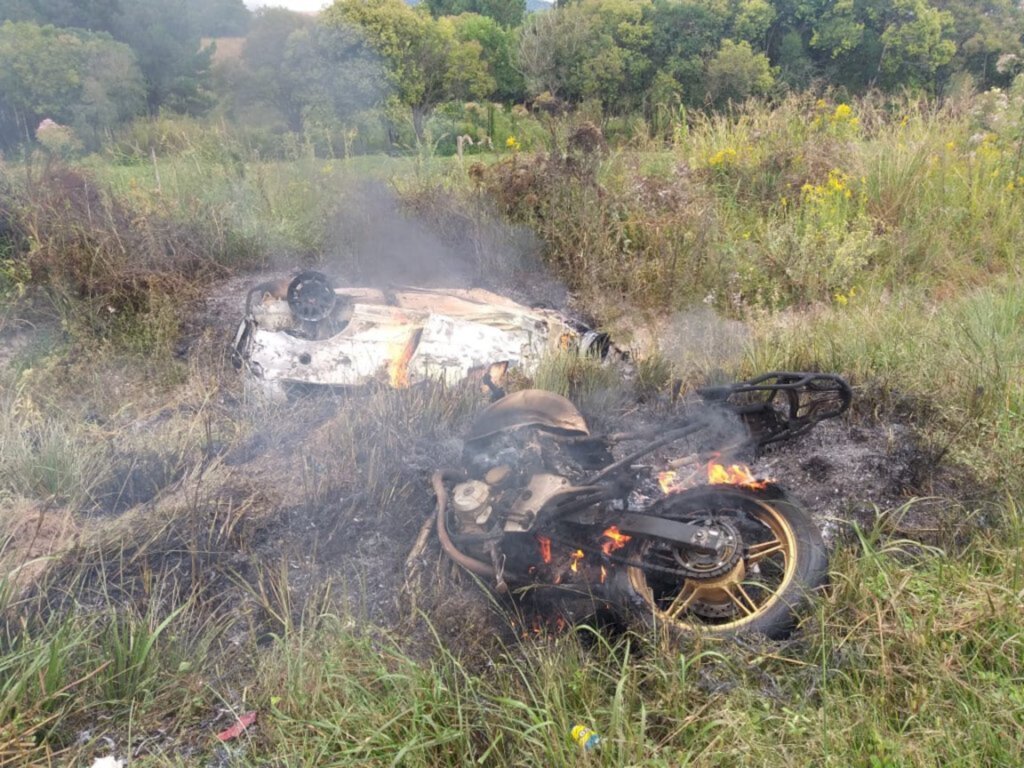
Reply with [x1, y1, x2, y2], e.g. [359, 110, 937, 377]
[620, 485, 827, 640]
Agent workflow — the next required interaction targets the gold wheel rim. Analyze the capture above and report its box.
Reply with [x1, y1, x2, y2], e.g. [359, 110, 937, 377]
[627, 498, 798, 632]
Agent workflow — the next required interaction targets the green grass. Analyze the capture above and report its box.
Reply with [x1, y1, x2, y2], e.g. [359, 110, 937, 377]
[745, 279, 1024, 488]
[238, 498, 1024, 767]
[3, 511, 1023, 766]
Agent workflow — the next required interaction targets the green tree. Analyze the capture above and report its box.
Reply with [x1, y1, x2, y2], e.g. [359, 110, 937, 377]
[730, 0, 775, 46]
[284, 21, 384, 128]
[0, 0, 121, 33]
[450, 12, 526, 101]
[425, 0, 525, 27]
[518, 0, 652, 113]
[878, 0, 955, 88]
[771, 28, 815, 89]
[802, 0, 956, 90]
[222, 8, 382, 134]
[478, 0, 526, 27]
[931, 0, 1024, 88]
[807, 0, 864, 59]
[323, 0, 494, 141]
[184, 0, 250, 37]
[230, 8, 316, 131]
[705, 37, 775, 106]
[0, 20, 144, 148]
[111, 0, 214, 113]
[642, 0, 730, 106]
[2, 0, 223, 113]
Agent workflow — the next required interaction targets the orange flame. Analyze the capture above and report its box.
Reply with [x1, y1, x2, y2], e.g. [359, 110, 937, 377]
[537, 535, 552, 564]
[387, 330, 421, 388]
[658, 470, 678, 495]
[706, 461, 769, 490]
[661, 457, 770, 494]
[601, 525, 631, 555]
[569, 549, 585, 573]
[523, 614, 569, 639]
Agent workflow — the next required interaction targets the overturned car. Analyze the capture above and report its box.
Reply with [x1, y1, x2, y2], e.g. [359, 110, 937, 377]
[231, 271, 612, 399]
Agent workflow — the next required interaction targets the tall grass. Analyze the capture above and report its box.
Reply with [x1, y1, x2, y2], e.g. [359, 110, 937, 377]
[465, 88, 1024, 321]
[745, 279, 1024, 487]
[0, 571, 215, 765]
[3, 496, 1021, 765]
[0, 376, 106, 509]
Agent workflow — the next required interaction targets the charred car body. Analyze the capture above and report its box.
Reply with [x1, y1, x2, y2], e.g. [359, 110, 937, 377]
[231, 271, 611, 399]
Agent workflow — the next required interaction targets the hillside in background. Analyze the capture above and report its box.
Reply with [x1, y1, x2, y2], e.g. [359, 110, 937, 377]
[2, 0, 1022, 155]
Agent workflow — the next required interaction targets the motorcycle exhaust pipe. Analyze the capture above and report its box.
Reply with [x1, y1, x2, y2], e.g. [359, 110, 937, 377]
[432, 469, 497, 580]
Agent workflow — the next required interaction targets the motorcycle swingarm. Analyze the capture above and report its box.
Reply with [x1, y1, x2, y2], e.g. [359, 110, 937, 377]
[558, 509, 726, 557]
[615, 513, 726, 556]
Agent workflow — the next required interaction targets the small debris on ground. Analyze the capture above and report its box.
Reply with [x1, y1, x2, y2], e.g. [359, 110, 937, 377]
[215, 712, 258, 742]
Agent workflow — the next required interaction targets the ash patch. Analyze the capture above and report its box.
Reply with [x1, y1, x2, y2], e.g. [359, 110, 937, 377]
[757, 420, 915, 520]
[753, 417, 979, 544]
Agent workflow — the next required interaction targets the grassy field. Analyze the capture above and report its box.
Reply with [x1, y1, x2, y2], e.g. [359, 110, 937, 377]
[2, 89, 1023, 766]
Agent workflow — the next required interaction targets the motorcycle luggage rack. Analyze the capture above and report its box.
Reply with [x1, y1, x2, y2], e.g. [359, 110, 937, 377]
[569, 372, 852, 486]
[698, 372, 853, 448]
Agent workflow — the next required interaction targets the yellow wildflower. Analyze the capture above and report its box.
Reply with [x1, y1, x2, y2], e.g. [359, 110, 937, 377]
[708, 147, 738, 167]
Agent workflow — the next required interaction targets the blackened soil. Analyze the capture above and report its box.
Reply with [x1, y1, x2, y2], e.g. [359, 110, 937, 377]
[753, 417, 983, 545]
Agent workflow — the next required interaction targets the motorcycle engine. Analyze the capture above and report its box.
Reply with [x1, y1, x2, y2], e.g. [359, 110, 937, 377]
[449, 389, 610, 564]
[447, 428, 583, 563]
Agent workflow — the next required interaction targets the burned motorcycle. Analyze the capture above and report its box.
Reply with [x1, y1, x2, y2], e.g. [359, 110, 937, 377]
[427, 372, 852, 639]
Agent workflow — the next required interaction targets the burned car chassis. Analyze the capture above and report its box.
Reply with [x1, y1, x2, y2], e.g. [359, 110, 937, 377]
[231, 271, 611, 399]
[425, 373, 852, 639]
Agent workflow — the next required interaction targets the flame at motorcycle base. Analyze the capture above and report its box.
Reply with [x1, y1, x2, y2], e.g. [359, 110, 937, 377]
[233, 271, 852, 640]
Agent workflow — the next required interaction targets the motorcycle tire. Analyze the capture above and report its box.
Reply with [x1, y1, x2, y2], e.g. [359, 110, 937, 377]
[616, 484, 827, 640]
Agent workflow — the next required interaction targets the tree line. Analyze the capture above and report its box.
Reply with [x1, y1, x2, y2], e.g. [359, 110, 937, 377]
[1, 0, 1023, 152]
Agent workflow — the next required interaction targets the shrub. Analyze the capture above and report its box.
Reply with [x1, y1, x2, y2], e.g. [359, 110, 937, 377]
[5, 164, 230, 352]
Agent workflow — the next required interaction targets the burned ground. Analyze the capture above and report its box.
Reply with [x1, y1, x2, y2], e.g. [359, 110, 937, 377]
[10, 271, 978, 603]
[2, 270, 985, 722]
